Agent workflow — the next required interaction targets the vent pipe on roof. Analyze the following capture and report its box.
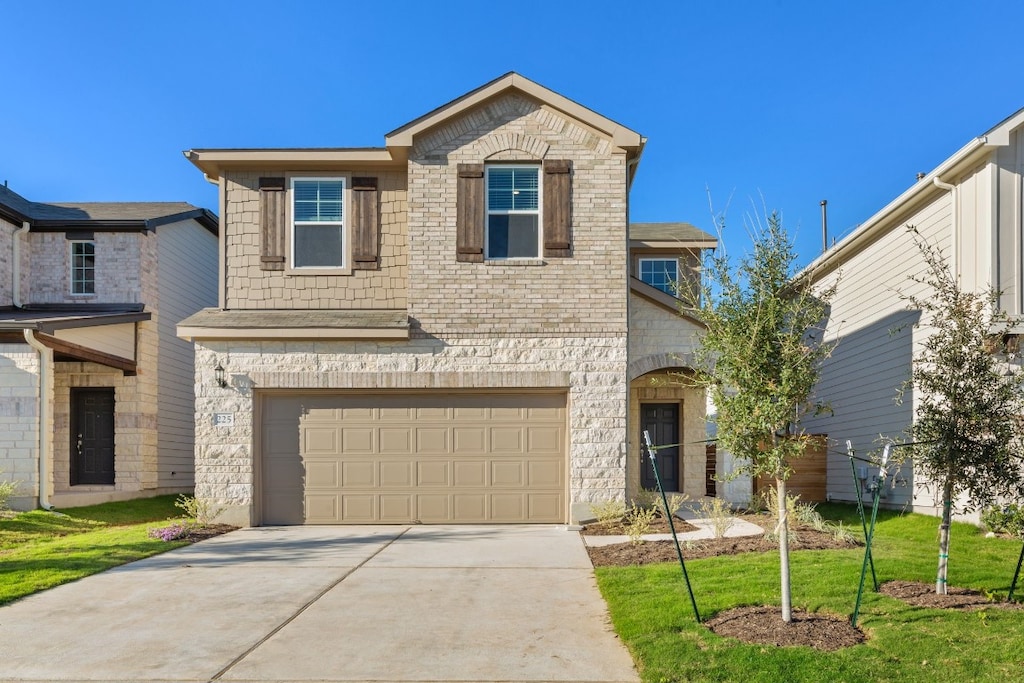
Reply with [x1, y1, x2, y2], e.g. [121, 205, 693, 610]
[820, 200, 828, 252]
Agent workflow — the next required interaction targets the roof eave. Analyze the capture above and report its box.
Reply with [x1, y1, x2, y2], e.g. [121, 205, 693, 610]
[184, 148, 405, 180]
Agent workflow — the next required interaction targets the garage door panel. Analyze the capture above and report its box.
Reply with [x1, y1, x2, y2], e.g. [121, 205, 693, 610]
[416, 428, 448, 453]
[380, 460, 413, 487]
[491, 427, 524, 453]
[491, 461, 524, 486]
[341, 461, 375, 487]
[262, 393, 566, 524]
[418, 461, 449, 486]
[379, 428, 412, 453]
[453, 460, 487, 487]
[452, 427, 486, 453]
[306, 460, 340, 488]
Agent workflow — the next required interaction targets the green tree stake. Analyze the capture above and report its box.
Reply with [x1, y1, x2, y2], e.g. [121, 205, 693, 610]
[847, 440, 878, 591]
[1009, 542, 1024, 602]
[853, 444, 891, 627]
[643, 430, 701, 623]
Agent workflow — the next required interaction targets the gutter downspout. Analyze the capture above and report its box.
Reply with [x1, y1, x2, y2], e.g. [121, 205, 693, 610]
[932, 177, 957, 282]
[13, 221, 28, 307]
[24, 330, 54, 510]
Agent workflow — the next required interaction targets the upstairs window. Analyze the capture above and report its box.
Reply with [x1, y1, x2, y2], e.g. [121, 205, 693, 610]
[292, 178, 345, 268]
[486, 165, 540, 258]
[639, 257, 679, 295]
[70, 241, 96, 295]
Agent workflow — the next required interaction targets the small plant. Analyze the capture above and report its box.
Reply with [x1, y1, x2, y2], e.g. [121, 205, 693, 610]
[625, 504, 657, 544]
[0, 473, 20, 511]
[694, 497, 736, 539]
[174, 494, 223, 527]
[589, 500, 627, 525]
[981, 503, 1024, 538]
[147, 522, 192, 541]
[631, 488, 661, 513]
[662, 493, 690, 519]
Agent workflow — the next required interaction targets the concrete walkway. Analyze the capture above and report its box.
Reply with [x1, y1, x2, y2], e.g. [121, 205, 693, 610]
[0, 525, 637, 683]
[582, 515, 765, 547]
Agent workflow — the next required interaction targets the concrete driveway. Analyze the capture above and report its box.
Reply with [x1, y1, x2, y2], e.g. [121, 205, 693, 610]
[0, 525, 638, 683]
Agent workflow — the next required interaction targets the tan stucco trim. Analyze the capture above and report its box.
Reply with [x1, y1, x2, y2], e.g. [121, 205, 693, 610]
[629, 280, 705, 326]
[384, 72, 643, 151]
[248, 371, 571, 390]
[176, 326, 410, 341]
[630, 240, 717, 249]
[33, 331, 136, 374]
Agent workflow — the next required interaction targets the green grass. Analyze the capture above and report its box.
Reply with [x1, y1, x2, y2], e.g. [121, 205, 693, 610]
[596, 504, 1024, 683]
[0, 495, 190, 606]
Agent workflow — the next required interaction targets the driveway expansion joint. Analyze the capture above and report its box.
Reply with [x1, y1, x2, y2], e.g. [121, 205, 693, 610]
[207, 526, 411, 681]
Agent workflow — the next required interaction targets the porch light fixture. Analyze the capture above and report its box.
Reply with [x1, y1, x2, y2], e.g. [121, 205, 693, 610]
[214, 362, 227, 388]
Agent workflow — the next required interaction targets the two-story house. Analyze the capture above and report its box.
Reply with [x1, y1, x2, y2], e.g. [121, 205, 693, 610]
[799, 106, 1024, 515]
[0, 184, 217, 510]
[179, 73, 715, 526]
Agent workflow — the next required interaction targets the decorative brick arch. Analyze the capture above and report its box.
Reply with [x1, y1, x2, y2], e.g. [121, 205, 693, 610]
[628, 352, 698, 381]
[480, 132, 550, 160]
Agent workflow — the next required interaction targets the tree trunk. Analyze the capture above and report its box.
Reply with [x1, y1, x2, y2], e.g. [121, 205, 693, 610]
[778, 476, 792, 622]
[936, 478, 953, 595]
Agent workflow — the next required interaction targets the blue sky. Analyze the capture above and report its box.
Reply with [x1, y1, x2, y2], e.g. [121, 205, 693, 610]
[6, 0, 1024, 268]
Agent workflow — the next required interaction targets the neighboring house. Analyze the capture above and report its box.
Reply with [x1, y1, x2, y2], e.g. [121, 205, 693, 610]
[0, 184, 218, 510]
[800, 106, 1024, 514]
[178, 73, 716, 526]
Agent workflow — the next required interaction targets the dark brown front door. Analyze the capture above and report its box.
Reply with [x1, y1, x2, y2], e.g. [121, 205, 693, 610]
[641, 403, 679, 491]
[71, 388, 115, 486]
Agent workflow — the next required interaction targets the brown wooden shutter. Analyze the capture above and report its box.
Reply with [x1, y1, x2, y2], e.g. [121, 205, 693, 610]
[352, 177, 379, 270]
[543, 159, 572, 258]
[456, 163, 485, 263]
[259, 177, 286, 270]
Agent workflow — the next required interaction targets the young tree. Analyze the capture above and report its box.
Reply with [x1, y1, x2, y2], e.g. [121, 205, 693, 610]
[694, 211, 834, 623]
[899, 227, 1024, 594]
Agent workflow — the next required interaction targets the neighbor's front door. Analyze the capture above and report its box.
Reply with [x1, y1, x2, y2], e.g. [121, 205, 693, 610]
[641, 403, 679, 491]
[70, 388, 115, 486]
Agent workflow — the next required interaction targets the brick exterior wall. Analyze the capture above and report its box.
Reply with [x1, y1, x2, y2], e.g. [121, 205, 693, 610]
[0, 217, 15, 306]
[0, 344, 40, 508]
[26, 232, 143, 304]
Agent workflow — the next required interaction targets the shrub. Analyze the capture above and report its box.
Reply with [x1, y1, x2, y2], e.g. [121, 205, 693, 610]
[625, 505, 657, 545]
[631, 488, 661, 513]
[981, 504, 1024, 538]
[147, 522, 193, 541]
[174, 494, 223, 527]
[694, 497, 736, 539]
[0, 472, 20, 511]
[589, 500, 627, 525]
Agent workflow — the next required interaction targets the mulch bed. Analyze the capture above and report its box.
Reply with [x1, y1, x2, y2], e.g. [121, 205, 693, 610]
[586, 520, 857, 567]
[581, 516, 699, 535]
[179, 524, 238, 542]
[879, 580, 1024, 610]
[705, 606, 865, 650]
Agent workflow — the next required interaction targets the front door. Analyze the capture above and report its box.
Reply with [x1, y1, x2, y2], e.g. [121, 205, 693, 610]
[641, 403, 679, 491]
[70, 388, 115, 486]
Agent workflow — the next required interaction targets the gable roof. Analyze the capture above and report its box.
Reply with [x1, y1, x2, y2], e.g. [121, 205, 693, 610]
[800, 104, 1024, 281]
[185, 73, 646, 181]
[0, 184, 217, 234]
[385, 72, 644, 151]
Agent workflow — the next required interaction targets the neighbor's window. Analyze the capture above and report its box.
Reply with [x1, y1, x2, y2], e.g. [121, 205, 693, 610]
[639, 258, 679, 295]
[70, 241, 96, 295]
[486, 165, 540, 258]
[292, 178, 345, 268]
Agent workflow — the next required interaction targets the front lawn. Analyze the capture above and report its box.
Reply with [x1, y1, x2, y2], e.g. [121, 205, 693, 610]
[0, 495, 190, 606]
[595, 504, 1024, 683]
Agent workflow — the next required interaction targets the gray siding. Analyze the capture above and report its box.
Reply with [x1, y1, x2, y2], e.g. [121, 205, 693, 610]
[156, 220, 218, 488]
[804, 192, 952, 508]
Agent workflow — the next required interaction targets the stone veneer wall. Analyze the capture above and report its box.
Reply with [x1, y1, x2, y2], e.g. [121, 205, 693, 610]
[0, 344, 41, 509]
[0, 216, 15, 306]
[221, 170, 407, 310]
[193, 335, 627, 526]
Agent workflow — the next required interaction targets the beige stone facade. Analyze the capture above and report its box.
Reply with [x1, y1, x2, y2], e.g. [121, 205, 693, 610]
[182, 74, 713, 525]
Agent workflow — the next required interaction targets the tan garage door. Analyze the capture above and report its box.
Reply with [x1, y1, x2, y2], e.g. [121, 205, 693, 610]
[260, 393, 567, 524]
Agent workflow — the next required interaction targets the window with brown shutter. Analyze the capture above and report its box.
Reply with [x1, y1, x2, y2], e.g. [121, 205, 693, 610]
[456, 163, 485, 262]
[543, 159, 572, 257]
[259, 176, 286, 270]
[352, 177, 379, 270]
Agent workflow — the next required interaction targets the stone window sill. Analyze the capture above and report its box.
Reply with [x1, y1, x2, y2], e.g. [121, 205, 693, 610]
[484, 259, 546, 267]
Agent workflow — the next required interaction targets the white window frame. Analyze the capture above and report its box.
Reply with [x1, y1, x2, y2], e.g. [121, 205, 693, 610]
[638, 257, 679, 296]
[485, 164, 542, 260]
[69, 240, 96, 296]
[288, 175, 350, 274]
